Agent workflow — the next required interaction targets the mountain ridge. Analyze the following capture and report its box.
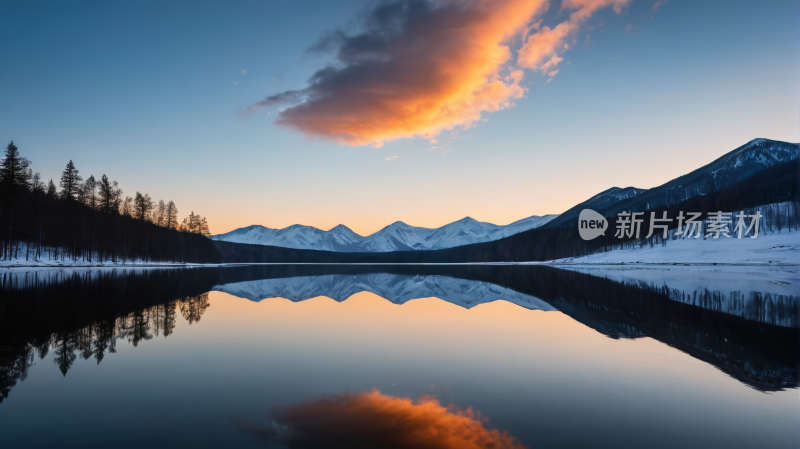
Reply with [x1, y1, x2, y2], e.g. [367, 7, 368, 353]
[545, 138, 799, 228]
[213, 214, 558, 252]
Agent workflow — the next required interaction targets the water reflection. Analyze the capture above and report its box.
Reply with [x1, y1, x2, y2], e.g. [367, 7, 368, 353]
[236, 389, 526, 449]
[214, 272, 555, 310]
[563, 265, 800, 327]
[0, 268, 213, 402]
[0, 264, 797, 404]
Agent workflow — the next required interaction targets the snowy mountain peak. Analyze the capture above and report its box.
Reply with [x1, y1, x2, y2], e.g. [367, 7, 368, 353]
[330, 224, 361, 236]
[545, 138, 799, 229]
[214, 213, 557, 252]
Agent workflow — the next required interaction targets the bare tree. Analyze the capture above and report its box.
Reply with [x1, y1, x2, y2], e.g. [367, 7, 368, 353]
[181, 211, 211, 236]
[120, 196, 133, 217]
[154, 200, 166, 227]
[165, 201, 178, 230]
[133, 192, 154, 221]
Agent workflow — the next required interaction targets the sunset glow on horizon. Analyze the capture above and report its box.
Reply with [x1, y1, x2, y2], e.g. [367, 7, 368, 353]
[1, 0, 796, 235]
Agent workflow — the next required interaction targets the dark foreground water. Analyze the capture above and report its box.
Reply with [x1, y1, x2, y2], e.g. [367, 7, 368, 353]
[1, 264, 798, 448]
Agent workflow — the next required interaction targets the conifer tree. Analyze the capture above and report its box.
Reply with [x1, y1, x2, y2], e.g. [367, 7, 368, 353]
[46, 179, 57, 197]
[98, 174, 122, 214]
[31, 172, 45, 194]
[0, 141, 31, 194]
[84, 175, 98, 210]
[59, 160, 82, 201]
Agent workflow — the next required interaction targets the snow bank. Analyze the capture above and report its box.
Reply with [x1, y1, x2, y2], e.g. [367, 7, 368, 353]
[549, 231, 800, 265]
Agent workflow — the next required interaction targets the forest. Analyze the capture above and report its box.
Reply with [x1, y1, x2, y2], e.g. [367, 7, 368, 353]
[0, 141, 222, 264]
[216, 157, 799, 263]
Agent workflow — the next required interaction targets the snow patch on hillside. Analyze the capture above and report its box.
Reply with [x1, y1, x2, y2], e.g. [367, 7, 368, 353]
[550, 231, 800, 265]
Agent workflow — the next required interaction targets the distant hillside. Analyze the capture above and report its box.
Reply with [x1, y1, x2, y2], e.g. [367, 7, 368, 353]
[545, 187, 646, 228]
[213, 214, 557, 252]
[546, 138, 800, 228]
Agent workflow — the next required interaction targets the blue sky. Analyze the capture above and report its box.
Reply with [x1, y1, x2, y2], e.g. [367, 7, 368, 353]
[1, 0, 797, 235]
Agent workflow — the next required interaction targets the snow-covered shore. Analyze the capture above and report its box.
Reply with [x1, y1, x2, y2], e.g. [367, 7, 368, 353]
[0, 257, 213, 269]
[547, 231, 800, 265]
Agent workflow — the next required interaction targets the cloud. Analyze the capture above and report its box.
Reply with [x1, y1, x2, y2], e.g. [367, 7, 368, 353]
[235, 390, 527, 449]
[652, 0, 667, 11]
[243, 90, 307, 113]
[242, 69, 247, 75]
[518, 0, 631, 80]
[245, 0, 548, 147]
[385, 155, 399, 160]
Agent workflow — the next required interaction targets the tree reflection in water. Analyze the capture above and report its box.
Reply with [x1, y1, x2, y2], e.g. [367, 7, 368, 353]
[0, 265, 797, 404]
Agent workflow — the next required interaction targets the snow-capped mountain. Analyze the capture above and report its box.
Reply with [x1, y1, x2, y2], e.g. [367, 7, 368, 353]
[213, 273, 556, 311]
[211, 223, 365, 251]
[545, 187, 646, 228]
[213, 214, 557, 252]
[546, 138, 800, 228]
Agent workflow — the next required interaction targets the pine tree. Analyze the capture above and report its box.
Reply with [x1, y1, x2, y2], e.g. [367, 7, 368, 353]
[31, 172, 45, 194]
[59, 160, 82, 201]
[0, 141, 32, 194]
[46, 179, 57, 197]
[84, 175, 98, 210]
[98, 174, 122, 214]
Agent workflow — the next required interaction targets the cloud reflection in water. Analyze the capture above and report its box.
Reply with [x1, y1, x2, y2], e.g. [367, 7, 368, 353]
[236, 389, 527, 449]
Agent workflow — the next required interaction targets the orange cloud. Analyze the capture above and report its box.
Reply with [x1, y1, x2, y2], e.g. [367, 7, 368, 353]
[246, 0, 548, 148]
[518, 0, 631, 76]
[236, 389, 527, 448]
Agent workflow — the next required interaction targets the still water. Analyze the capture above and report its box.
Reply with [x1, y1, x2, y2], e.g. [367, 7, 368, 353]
[1, 265, 798, 448]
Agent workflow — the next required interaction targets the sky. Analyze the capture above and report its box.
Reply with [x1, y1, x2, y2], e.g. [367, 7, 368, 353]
[1, 0, 798, 236]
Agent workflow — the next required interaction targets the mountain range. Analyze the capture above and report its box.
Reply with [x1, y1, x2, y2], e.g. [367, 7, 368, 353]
[214, 138, 798, 253]
[212, 214, 557, 252]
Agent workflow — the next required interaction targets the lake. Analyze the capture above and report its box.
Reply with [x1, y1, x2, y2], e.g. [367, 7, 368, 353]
[0, 264, 798, 448]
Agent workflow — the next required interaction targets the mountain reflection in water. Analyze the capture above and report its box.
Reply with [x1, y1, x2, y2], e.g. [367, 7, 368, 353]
[0, 264, 797, 406]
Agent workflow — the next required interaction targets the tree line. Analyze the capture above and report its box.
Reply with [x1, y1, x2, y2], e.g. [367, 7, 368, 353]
[0, 141, 221, 263]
